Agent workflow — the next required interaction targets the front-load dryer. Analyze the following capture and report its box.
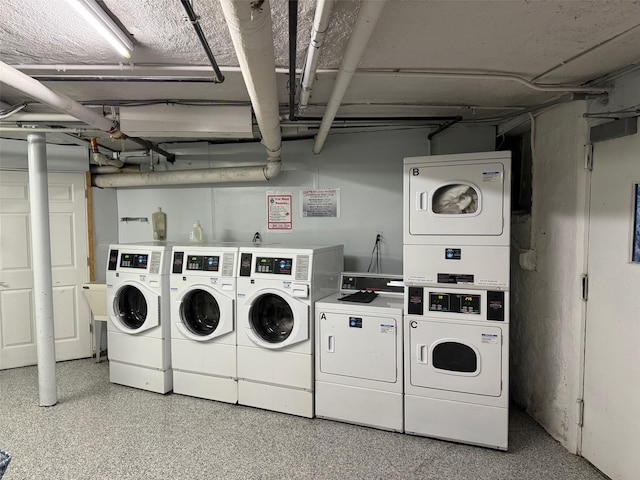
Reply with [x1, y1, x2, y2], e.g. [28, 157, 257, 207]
[315, 272, 404, 432]
[170, 245, 238, 403]
[106, 242, 173, 393]
[236, 244, 343, 418]
[403, 151, 511, 289]
[404, 285, 509, 450]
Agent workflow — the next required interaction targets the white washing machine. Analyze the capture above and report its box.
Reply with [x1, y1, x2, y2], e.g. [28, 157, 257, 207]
[403, 151, 511, 289]
[315, 272, 404, 432]
[170, 245, 238, 403]
[404, 286, 509, 450]
[106, 242, 173, 393]
[236, 244, 343, 418]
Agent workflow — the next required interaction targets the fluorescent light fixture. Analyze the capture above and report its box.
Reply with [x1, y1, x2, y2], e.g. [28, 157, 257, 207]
[67, 0, 133, 58]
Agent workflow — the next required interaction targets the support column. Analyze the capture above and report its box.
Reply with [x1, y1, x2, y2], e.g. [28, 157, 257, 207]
[27, 133, 57, 407]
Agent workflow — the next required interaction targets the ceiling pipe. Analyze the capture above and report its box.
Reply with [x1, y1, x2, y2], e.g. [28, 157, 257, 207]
[219, 0, 282, 163]
[298, 0, 335, 116]
[180, 0, 225, 83]
[288, 0, 298, 120]
[0, 60, 176, 163]
[0, 60, 118, 133]
[92, 0, 282, 188]
[312, 0, 388, 154]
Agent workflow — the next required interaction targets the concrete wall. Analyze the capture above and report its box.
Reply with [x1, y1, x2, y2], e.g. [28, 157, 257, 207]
[510, 100, 590, 453]
[115, 125, 495, 273]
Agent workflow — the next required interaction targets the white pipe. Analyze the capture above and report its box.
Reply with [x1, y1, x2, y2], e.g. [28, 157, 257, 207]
[0, 61, 119, 134]
[298, 0, 336, 116]
[219, 0, 282, 161]
[91, 0, 284, 188]
[92, 161, 281, 188]
[313, 0, 388, 154]
[27, 133, 58, 407]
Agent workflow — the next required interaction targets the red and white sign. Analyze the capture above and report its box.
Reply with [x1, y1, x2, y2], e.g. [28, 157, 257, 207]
[267, 192, 293, 231]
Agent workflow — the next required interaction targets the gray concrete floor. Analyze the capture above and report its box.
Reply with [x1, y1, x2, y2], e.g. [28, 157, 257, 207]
[0, 359, 607, 480]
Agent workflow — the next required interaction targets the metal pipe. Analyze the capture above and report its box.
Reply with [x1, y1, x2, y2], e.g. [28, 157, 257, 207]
[180, 0, 225, 83]
[289, 0, 298, 120]
[27, 133, 58, 407]
[427, 116, 463, 140]
[298, 0, 335, 116]
[313, 1, 388, 154]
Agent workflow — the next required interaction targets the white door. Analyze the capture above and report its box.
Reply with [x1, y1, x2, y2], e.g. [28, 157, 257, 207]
[318, 311, 398, 382]
[581, 127, 640, 480]
[0, 171, 91, 369]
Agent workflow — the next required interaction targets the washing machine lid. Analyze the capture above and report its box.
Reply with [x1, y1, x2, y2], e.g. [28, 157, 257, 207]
[175, 285, 233, 341]
[108, 281, 160, 334]
[409, 319, 503, 397]
[244, 288, 309, 349]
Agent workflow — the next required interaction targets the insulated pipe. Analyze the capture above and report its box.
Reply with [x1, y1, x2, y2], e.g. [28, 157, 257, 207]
[0, 61, 118, 133]
[92, 161, 281, 188]
[313, 0, 387, 154]
[27, 133, 58, 407]
[219, 0, 282, 162]
[0, 61, 176, 162]
[298, 0, 335, 116]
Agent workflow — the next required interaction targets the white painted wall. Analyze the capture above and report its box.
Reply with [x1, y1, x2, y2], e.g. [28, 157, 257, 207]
[510, 100, 590, 453]
[115, 125, 495, 273]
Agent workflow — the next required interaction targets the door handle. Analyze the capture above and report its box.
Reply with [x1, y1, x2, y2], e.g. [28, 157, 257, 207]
[417, 192, 428, 211]
[326, 335, 334, 353]
[416, 344, 428, 364]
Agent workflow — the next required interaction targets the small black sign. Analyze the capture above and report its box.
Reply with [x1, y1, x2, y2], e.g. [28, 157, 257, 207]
[349, 317, 363, 328]
[445, 248, 462, 260]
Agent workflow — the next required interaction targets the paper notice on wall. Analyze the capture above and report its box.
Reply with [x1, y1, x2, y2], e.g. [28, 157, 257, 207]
[301, 189, 340, 217]
[267, 192, 293, 231]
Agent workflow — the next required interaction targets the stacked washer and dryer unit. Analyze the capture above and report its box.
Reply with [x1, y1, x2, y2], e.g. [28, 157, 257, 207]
[106, 242, 174, 394]
[403, 151, 511, 450]
[236, 245, 343, 418]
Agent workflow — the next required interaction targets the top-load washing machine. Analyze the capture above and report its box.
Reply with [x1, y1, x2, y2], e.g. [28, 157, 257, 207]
[106, 242, 173, 393]
[315, 272, 404, 432]
[236, 244, 343, 418]
[403, 151, 511, 288]
[170, 244, 238, 403]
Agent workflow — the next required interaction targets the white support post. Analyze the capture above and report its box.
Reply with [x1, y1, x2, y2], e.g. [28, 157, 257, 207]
[27, 133, 58, 407]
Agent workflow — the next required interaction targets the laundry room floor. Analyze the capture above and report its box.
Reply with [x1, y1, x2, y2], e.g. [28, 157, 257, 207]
[0, 359, 606, 480]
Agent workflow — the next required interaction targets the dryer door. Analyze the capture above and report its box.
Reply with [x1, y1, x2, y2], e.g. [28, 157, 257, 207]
[108, 281, 160, 334]
[409, 319, 503, 397]
[175, 285, 233, 341]
[244, 289, 309, 349]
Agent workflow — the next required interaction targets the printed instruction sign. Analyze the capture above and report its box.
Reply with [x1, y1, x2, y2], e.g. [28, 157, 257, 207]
[267, 192, 293, 231]
[301, 189, 340, 218]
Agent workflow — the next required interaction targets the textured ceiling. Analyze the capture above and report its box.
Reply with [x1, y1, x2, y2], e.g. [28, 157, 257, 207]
[1, 0, 640, 153]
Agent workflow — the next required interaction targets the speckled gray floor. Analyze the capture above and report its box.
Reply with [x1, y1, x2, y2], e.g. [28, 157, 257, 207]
[0, 359, 606, 480]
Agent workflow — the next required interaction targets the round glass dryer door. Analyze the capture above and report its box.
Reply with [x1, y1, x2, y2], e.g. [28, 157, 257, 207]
[249, 293, 294, 344]
[181, 289, 221, 336]
[116, 285, 148, 330]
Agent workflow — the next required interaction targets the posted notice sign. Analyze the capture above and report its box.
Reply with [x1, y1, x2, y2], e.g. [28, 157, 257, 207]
[267, 192, 293, 231]
[301, 189, 340, 218]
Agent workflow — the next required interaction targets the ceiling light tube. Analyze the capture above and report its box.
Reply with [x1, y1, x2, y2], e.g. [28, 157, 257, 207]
[67, 0, 133, 58]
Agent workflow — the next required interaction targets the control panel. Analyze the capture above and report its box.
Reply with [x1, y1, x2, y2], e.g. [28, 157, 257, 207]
[120, 253, 148, 269]
[255, 256, 293, 275]
[186, 255, 220, 272]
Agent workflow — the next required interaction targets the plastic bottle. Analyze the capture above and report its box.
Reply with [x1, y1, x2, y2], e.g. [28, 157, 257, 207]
[152, 207, 166, 240]
[189, 220, 204, 244]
